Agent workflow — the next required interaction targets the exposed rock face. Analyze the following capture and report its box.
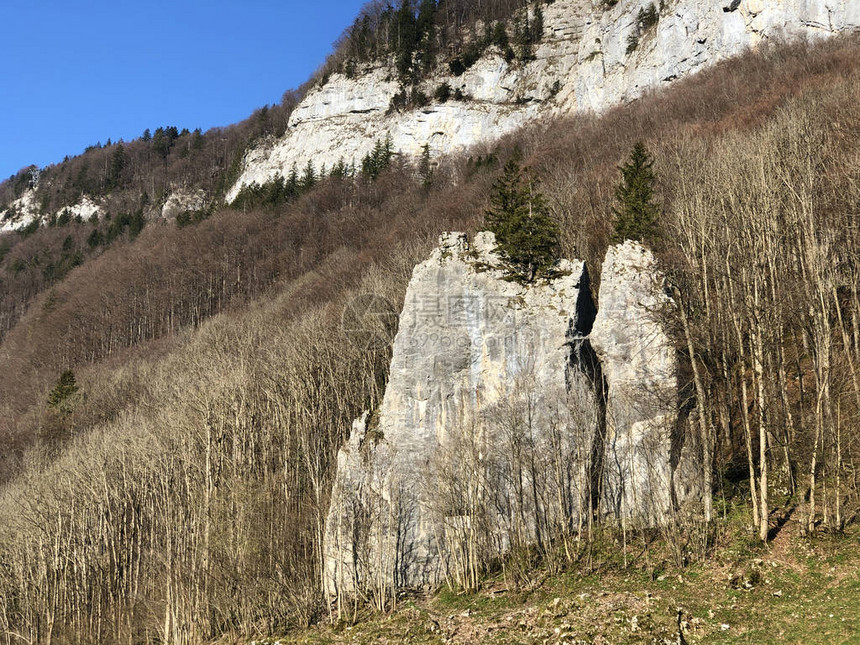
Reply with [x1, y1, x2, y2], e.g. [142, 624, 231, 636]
[324, 232, 599, 593]
[227, 0, 858, 201]
[1, 193, 102, 233]
[57, 196, 102, 223]
[325, 236, 710, 595]
[589, 241, 678, 523]
[0, 190, 40, 233]
[161, 189, 207, 219]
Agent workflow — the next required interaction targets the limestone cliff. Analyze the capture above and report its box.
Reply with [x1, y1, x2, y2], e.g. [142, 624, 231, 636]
[227, 0, 858, 201]
[160, 189, 207, 219]
[590, 241, 680, 523]
[324, 232, 599, 594]
[323, 234, 707, 595]
[0, 192, 102, 233]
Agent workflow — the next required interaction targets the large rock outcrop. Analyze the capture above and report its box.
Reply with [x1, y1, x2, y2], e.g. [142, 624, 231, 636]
[160, 188, 207, 219]
[325, 236, 711, 595]
[324, 232, 599, 594]
[0, 192, 102, 233]
[589, 241, 679, 523]
[227, 0, 859, 201]
[0, 190, 40, 233]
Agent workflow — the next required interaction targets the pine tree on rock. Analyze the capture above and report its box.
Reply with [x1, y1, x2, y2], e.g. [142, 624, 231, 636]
[485, 157, 560, 283]
[612, 141, 659, 243]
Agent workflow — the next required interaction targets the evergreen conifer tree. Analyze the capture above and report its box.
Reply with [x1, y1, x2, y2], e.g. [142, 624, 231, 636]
[191, 128, 204, 151]
[393, 0, 419, 78]
[416, 0, 437, 71]
[484, 158, 560, 283]
[531, 4, 544, 42]
[611, 141, 659, 243]
[108, 143, 126, 189]
[419, 143, 433, 187]
[48, 370, 79, 413]
[331, 157, 348, 179]
[40, 369, 80, 449]
[361, 135, 395, 180]
[288, 164, 299, 189]
[492, 21, 509, 49]
[301, 160, 316, 190]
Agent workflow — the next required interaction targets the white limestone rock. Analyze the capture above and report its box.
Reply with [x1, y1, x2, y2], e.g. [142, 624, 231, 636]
[161, 189, 207, 219]
[1, 193, 103, 234]
[324, 232, 599, 593]
[325, 236, 714, 595]
[56, 196, 102, 222]
[227, 0, 858, 202]
[589, 241, 677, 524]
[0, 190, 40, 233]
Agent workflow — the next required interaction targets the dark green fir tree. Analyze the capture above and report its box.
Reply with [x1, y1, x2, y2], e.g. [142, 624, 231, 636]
[47, 370, 79, 413]
[485, 157, 560, 283]
[612, 141, 659, 243]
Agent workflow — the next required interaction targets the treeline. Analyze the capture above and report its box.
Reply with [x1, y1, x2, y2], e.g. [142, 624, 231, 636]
[322, 0, 546, 83]
[0, 91, 302, 344]
[0, 91, 301, 220]
[0, 35, 858, 644]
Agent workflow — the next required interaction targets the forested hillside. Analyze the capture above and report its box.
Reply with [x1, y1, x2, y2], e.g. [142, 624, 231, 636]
[0, 0, 546, 350]
[0, 101, 299, 345]
[0, 7, 858, 643]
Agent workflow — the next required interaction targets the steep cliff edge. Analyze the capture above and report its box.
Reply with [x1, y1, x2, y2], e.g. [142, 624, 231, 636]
[227, 0, 859, 201]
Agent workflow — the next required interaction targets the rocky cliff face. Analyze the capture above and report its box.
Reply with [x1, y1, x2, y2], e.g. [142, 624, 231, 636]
[227, 0, 859, 201]
[0, 190, 41, 233]
[324, 235, 703, 595]
[590, 241, 679, 523]
[0, 192, 102, 233]
[160, 189, 207, 219]
[0, 186, 207, 232]
[324, 232, 599, 594]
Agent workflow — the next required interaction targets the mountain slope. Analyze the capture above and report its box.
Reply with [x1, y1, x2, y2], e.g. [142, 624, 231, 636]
[0, 30, 858, 644]
[226, 0, 859, 201]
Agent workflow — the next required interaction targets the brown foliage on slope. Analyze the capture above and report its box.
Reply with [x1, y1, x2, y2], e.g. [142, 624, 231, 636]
[0, 163, 489, 478]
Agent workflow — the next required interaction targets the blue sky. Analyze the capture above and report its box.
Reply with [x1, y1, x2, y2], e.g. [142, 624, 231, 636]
[0, 0, 368, 179]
